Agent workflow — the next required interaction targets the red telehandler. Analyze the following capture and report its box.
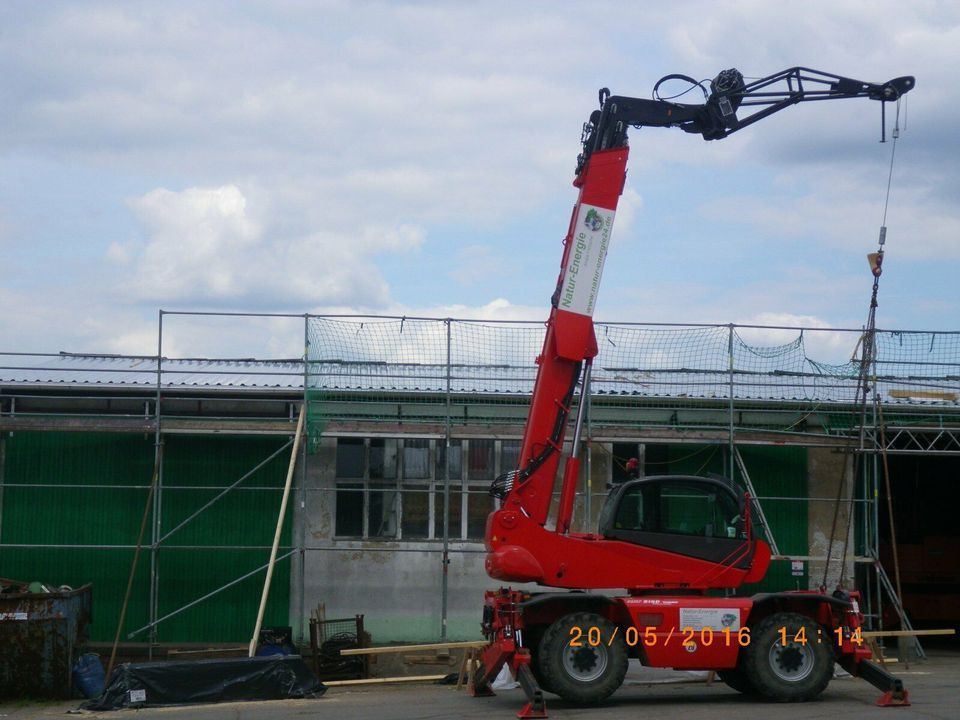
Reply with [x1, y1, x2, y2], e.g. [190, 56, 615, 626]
[471, 67, 915, 718]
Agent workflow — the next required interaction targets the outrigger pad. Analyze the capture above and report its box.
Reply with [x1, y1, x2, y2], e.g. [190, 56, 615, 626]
[854, 658, 910, 708]
[876, 689, 911, 707]
[80, 655, 325, 710]
[514, 664, 547, 719]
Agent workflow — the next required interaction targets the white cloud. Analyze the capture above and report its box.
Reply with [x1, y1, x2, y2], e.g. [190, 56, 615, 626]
[735, 313, 858, 363]
[412, 298, 545, 322]
[124, 185, 260, 300]
[119, 184, 423, 308]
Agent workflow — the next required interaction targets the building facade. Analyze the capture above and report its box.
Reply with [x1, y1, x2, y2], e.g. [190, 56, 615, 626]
[2, 317, 958, 645]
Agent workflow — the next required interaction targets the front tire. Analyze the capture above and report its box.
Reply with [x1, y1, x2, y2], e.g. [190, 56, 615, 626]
[538, 612, 627, 704]
[743, 612, 833, 702]
[718, 664, 755, 694]
[524, 627, 555, 694]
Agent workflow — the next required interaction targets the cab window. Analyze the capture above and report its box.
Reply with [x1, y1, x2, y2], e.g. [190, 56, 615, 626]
[613, 485, 647, 531]
[660, 482, 740, 538]
[611, 480, 741, 539]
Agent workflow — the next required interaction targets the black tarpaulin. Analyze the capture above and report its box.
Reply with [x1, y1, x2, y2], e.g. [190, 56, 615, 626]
[81, 655, 325, 710]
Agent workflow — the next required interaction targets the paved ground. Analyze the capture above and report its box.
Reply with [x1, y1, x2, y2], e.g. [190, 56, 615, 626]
[3, 652, 956, 720]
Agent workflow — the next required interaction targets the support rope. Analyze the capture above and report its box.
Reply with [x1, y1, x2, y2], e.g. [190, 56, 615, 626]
[822, 97, 904, 591]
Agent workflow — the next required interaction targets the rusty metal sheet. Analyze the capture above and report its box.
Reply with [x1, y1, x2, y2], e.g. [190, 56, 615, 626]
[0, 584, 92, 699]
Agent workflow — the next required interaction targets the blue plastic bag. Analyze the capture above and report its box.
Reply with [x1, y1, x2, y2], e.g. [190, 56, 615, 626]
[73, 653, 106, 699]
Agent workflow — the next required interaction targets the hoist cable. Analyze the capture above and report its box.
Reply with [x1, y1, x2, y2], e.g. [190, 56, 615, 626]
[881, 98, 903, 227]
[822, 96, 905, 591]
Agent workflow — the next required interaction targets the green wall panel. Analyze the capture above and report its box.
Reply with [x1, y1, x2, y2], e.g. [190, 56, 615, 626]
[736, 445, 809, 595]
[1, 432, 293, 643]
[653, 443, 809, 595]
[156, 435, 292, 642]
[2, 432, 154, 641]
[156, 549, 291, 643]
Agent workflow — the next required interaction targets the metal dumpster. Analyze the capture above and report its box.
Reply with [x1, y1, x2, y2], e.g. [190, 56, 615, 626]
[0, 584, 93, 699]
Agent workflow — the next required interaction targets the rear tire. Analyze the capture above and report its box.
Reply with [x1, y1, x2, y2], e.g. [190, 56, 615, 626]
[538, 612, 627, 704]
[743, 612, 833, 702]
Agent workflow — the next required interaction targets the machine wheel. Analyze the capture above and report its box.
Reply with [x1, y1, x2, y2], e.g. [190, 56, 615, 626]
[743, 612, 833, 702]
[718, 664, 755, 694]
[538, 612, 627, 704]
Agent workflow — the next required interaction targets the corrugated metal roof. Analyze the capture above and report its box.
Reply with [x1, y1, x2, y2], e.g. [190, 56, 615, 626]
[0, 353, 303, 390]
[2, 352, 958, 407]
[308, 361, 960, 407]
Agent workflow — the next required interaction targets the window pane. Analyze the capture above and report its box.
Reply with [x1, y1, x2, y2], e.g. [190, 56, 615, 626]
[403, 439, 430, 480]
[613, 486, 646, 531]
[368, 489, 398, 537]
[335, 483, 363, 536]
[402, 489, 430, 539]
[467, 485, 494, 539]
[435, 440, 462, 481]
[467, 439, 494, 481]
[336, 438, 365, 478]
[660, 483, 737, 537]
[370, 439, 398, 481]
[433, 487, 462, 540]
[501, 440, 521, 475]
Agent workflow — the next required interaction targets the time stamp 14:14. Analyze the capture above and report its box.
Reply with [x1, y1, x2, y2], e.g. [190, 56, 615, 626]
[569, 625, 865, 648]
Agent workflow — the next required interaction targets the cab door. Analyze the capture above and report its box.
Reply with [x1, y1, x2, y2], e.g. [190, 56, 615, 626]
[600, 476, 752, 568]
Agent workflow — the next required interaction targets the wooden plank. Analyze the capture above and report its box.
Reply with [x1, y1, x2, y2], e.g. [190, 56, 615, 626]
[0, 416, 155, 433]
[862, 629, 955, 638]
[889, 389, 958, 401]
[0, 416, 297, 435]
[248, 405, 305, 657]
[167, 646, 245, 657]
[340, 640, 487, 656]
[323, 674, 446, 686]
[456, 650, 470, 691]
[404, 655, 456, 665]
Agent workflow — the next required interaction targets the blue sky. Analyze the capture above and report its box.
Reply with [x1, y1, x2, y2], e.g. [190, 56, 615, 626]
[2, 1, 957, 359]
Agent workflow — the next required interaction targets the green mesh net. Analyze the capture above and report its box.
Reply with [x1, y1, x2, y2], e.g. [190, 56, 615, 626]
[305, 318, 960, 451]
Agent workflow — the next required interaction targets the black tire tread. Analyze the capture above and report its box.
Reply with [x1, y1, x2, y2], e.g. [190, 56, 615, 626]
[743, 612, 833, 702]
[718, 664, 755, 694]
[538, 611, 627, 704]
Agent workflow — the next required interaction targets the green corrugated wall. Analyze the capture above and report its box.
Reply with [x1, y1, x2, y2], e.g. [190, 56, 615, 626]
[1, 432, 292, 643]
[657, 443, 809, 594]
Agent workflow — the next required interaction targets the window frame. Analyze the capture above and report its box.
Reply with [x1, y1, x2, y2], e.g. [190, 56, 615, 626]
[333, 436, 509, 542]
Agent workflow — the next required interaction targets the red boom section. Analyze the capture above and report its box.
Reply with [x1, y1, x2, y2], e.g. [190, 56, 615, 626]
[504, 147, 629, 527]
[483, 146, 776, 591]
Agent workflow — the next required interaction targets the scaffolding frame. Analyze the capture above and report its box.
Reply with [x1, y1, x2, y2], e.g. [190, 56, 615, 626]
[1, 312, 958, 649]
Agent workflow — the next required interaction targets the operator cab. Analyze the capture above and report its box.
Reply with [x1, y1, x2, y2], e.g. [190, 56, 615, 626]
[598, 475, 754, 567]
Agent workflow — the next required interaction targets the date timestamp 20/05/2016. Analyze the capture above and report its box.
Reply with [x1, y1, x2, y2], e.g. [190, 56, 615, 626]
[569, 625, 865, 649]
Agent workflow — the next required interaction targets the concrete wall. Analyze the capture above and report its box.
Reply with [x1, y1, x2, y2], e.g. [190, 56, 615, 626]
[807, 447, 856, 590]
[291, 437, 513, 643]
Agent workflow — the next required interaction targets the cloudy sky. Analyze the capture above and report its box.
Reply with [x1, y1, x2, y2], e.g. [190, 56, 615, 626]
[2, 1, 957, 358]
